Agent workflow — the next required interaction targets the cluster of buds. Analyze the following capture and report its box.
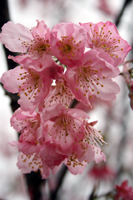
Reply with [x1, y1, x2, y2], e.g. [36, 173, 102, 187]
[0, 20, 131, 178]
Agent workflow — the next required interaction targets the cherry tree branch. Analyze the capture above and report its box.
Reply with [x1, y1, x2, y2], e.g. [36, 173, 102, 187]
[115, 0, 131, 26]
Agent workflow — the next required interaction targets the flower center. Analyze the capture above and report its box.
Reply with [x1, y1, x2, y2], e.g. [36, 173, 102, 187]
[63, 44, 72, 52]
[57, 36, 81, 58]
[20, 36, 51, 57]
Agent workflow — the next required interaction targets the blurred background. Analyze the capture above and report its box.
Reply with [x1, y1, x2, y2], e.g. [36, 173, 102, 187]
[0, 0, 133, 199]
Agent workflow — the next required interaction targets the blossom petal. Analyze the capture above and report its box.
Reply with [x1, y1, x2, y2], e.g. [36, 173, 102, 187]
[0, 21, 33, 53]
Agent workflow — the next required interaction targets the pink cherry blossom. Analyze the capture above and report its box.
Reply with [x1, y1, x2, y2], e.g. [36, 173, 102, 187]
[63, 127, 106, 174]
[64, 144, 105, 176]
[82, 120, 106, 163]
[39, 77, 74, 111]
[83, 120, 106, 149]
[0, 20, 52, 60]
[63, 136, 105, 175]
[1, 64, 51, 112]
[42, 104, 87, 154]
[17, 152, 52, 179]
[17, 152, 44, 174]
[10, 108, 40, 134]
[80, 21, 131, 66]
[65, 50, 120, 107]
[63, 144, 96, 175]
[40, 142, 66, 169]
[42, 104, 106, 163]
[50, 22, 86, 66]
[1, 59, 60, 112]
[115, 180, 133, 200]
[10, 108, 42, 153]
[74, 95, 108, 113]
[18, 147, 62, 179]
[28, 20, 52, 59]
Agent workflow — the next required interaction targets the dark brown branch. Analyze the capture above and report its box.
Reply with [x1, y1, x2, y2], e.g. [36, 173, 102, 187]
[0, 0, 10, 28]
[49, 166, 68, 200]
[115, 0, 131, 27]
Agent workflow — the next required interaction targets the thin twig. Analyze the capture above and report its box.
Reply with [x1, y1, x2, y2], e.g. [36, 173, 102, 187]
[115, 0, 131, 27]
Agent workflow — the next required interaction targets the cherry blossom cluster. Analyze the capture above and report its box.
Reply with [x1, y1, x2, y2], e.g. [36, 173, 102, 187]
[0, 20, 131, 178]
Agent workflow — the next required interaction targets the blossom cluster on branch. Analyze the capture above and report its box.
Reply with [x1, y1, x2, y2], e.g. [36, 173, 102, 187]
[0, 20, 131, 178]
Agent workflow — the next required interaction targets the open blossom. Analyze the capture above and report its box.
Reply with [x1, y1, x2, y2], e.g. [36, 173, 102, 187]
[42, 104, 106, 162]
[83, 120, 107, 152]
[1, 58, 63, 112]
[65, 50, 120, 107]
[1, 64, 52, 112]
[39, 77, 75, 111]
[115, 180, 133, 200]
[80, 21, 131, 67]
[10, 108, 43, 154]
[0, 20, 52, 60]
[50, 22, 87, 66]
[17, 145, 64, 179]
[42, 103, 87, 154]
[82, 120, 106, 163]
